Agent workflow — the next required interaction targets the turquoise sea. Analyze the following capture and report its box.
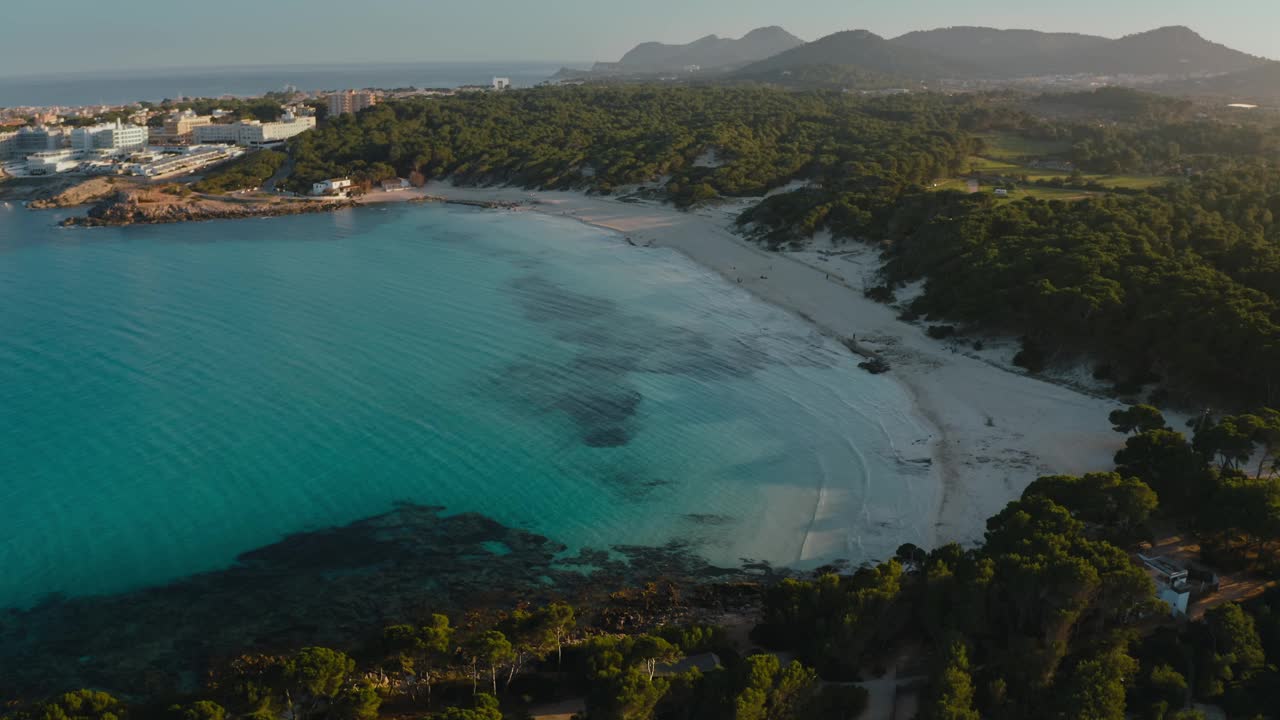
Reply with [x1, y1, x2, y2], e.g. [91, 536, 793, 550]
[0, 201, 935, 611]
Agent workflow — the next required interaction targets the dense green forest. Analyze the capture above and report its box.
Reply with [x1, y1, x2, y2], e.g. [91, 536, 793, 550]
[7, 405, 1280, 720]
[718, 89, 1280, 405]
[970, 89, 1280, 175]
[285, 86, 976, 204]
[742, 163, 1280, 405]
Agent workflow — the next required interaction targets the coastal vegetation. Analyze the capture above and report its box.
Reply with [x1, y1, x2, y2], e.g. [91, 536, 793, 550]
[281, 84, 1280, 411]
[7, 404, 1280, 719]
[278, 87, 1280, 718]
[142, 96, 288, 125]
[285, 86, 976, 205]
[191, 150, 286, 194]
[15, 81, 1280, 720]
[844, 171, 1280, 406]
[735, 91, 1280, 405]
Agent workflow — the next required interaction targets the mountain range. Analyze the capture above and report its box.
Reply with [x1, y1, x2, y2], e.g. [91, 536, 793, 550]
[606, 26, 803, 72]
[891, 25, 1264, 77]
[589, 24, 1272, 89]
[734, 29, 965, 82]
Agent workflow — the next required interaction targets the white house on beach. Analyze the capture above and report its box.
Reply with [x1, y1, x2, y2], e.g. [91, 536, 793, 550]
[311, 178, 353, 196]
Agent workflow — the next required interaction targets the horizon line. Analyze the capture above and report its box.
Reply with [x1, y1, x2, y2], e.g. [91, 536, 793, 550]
[0, 20, 1274, 84]
[0, 59, 590, 83]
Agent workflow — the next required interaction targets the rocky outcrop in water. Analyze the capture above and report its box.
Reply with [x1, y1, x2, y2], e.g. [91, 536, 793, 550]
[60, 190, 355, 227]
[411, 195, 525, 210]
[0, 504, 754, 699]
[28, 177, 125, 209]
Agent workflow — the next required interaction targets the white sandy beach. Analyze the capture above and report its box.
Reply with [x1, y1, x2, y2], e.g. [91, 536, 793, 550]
[370, 182, 1126, 562]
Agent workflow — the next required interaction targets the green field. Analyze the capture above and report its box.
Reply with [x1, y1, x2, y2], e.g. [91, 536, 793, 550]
[931, 132, 1173, 199]
[966, 155, 1020, 172]
[1000, 186, 1096, 201]
[927, 178, 972, 192]
[1087, 174, 1170, 190]
[974, 132, 1073, 161]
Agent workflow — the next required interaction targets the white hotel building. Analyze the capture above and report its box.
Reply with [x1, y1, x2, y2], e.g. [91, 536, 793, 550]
[193, 114, 316, 147]
[70, 120, 149, 153]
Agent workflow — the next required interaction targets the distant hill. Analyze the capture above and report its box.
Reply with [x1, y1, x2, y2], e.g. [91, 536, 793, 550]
[613, 27, 804, 72]
[1154, 61, 1280, 103]
[889, 25, 1266, 77]
[734, 29, 969, 83]
[1067, 26, 1266, 76]
[892, 26, 1108, 71]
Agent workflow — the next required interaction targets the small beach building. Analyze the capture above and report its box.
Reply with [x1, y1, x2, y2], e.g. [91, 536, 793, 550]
[1139, 554, 1191, 618]
[380, 178, 410, 192]
[311, 178, 353, 196]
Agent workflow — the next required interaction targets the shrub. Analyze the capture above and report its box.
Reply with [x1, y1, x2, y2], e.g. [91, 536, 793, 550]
[1013, 338, 1046, 373]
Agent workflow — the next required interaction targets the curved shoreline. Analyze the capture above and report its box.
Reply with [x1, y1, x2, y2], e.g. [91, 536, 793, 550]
[406, 181, 1127, 555]
[43, 180, 1127, 563]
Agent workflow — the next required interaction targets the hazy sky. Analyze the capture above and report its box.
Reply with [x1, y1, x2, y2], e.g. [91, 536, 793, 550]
[1, 0, 1277, 76]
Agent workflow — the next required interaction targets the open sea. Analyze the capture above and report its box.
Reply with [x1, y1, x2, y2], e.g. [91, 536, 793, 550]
[0, 201, 935, 613]
[0, 62, 570, 107]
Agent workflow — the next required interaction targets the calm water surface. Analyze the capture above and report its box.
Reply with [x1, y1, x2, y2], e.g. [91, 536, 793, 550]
[0, 201, 932, 609]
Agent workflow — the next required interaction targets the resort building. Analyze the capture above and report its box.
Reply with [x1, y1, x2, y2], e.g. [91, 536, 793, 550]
[14, 126, 71, 155]
[192, 123, 240, 144]
[327, 90, 378, 116]
[236, 114, 316, 145]
[27, 149, 80, 175]
[192, 115, 316, 147]
[70, 120, 149, 153]
[311, 178, 353, 196]
[492, 77, 512, 91]
[154, 111, 214, 144]
[123, 145, 239, 178]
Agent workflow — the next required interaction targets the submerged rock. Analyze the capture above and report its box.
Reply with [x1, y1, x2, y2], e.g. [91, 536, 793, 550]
[858, 357, 891, 374]
[0, 504, 742, 699]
